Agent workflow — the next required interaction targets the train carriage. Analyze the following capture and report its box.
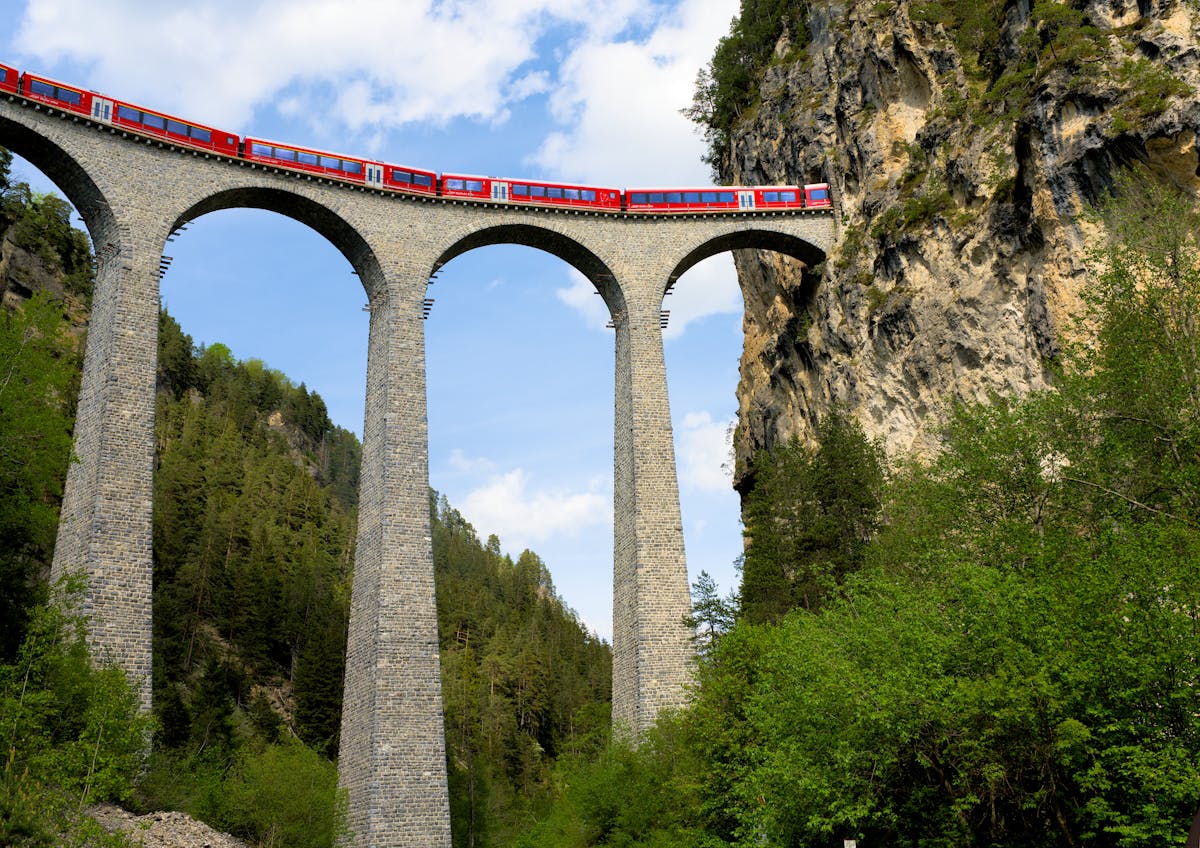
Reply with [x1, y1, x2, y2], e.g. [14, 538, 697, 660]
[112, 100, 239, 156]
[19, 72, 93, 118]
[625, 187, 741, 213]
[382, 165, 438, 196]
[440, 173, 620, 209]
[804, 183, 832, 208]
[0, 64, 18, 94]
[244, 137, 369, 184]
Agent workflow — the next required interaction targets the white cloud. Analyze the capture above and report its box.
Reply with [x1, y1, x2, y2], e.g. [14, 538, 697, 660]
[447, 449, 496, 474]
[10, 0, 653, 133]
[555, 269, 611, 331]
[677, 411, 734, 492]
[528, 0, 738, 185]
[663, 253, 741, 339]
[460, 467, 610, 553]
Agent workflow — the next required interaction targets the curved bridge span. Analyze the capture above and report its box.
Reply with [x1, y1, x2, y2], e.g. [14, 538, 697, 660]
[0, 91, 835, 847]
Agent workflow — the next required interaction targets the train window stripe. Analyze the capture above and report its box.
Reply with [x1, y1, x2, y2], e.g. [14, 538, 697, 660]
[564, 188, 580, 200]
[582, 190, 596, 202]
[298, 152, 318, 165]
[192, 127, 211, 144]
[343, 161, 362, 174]
[548, 187, 563, 199]
[719, 191, 734, 202]
[275, 148, 296, 161]
[512, 184, 529, 195]
[413, 174, 433, 187]
[666, 192, 682, 203]
[701, 191, 717, 203]
[166, 119, 188, 136]
[631, 193, 647, 204]
[118, 104, 140, 121]
[143, 113, 165, 130]
[530, 186, 546, 197]
[780, 191, 797, 202]
[650, 192, 664, 203]
[445, 178, 465, 190]
[466, 180, 483, 192]
[684, 192, 700, 203]
[393, 170, 412, 183]
[251, 142, 272, 156]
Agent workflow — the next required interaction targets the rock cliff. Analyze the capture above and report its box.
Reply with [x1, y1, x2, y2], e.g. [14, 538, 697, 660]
[723, 0, 1200, 487]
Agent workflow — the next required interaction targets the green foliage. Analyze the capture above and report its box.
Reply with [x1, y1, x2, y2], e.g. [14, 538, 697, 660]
[686, 0, 810, 171]
[740, 407, 885, 623]
[0, 584, 150, 847]
[0, 293, 78, 660]
[208, 742, 349, 848]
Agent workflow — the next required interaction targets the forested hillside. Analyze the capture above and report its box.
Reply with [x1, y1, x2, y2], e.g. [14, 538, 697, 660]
[0, 147, 611, 847]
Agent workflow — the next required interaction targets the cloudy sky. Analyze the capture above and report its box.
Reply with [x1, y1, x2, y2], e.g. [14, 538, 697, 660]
[1, 0, 747, 639]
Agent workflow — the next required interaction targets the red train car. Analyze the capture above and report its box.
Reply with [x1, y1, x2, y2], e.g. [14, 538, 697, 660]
[804, 183, 832, 208]
[112, 99, 238, 156]
[440, 173, 619, 209]
[381, 164, 438, 196]
[0, 64, 18, 94]
[625, 187, 740, 213]
[244, 137, 369, 184]
[20, 72, 93, 117]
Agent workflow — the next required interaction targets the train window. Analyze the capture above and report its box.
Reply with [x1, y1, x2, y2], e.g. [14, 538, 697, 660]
[466, 180, 483, 192]
[192, 127, 211, 144]
[166, 119, 188, 136]
[582, 190, 596, 201]
[117, 105, 139, 121]
[251, 142, 272, 156]
[393, 170, 412, 183]
[810, 188, 828, 200]
[529, 186, 546, 197]
[684, 192, 700, 203]
[780, 191, 797, 202]
[343, 161, 362, 174]
[298, 151, 318, 165]
[701, 192, 717, 203]
[564, 189, 580, 200]
[719, 191, 735, 203]
[666, 192, 682, 203]
[649, 193, 664, 203]
[512, 185, 529, 195]
[29, 79, 54, 97]
[445, 179, 465, 190]
[319, 155, 338, 169]
[414, 174, 433, 187]
[630, 193, 647, 204]
[60, 88, 81, 105]
[763, 191, 779, 202]
[548, 187, 563, 199]
[143, 113, 165, 130]
[274, 148, 295, 161]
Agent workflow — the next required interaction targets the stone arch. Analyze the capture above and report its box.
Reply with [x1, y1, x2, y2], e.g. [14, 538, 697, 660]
[432, 222, 625, 317]
[172, 186, 386, 299]
[666, 226, 827, 298]
[0, 112, 119, 251]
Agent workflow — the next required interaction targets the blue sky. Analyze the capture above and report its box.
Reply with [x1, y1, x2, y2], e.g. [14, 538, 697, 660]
[1, 0, 746, 640]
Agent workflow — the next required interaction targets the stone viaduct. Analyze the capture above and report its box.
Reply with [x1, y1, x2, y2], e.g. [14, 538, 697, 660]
[0, 89, 835, 847]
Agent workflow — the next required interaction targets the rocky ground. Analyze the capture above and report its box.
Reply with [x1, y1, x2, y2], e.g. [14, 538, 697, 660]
[89, 804, 247, 848]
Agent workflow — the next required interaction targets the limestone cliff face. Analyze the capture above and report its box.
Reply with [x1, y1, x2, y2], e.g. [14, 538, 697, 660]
[726, 0, 1200, 486]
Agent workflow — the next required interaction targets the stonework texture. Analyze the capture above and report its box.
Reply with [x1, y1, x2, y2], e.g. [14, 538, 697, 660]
[0, 91, 834, 846]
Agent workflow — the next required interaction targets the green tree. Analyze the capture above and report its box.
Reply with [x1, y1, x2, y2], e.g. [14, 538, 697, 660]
[740, 407, 885, 622]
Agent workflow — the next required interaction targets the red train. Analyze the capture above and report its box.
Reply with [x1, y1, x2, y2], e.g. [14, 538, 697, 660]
[3, 65, 833, 214]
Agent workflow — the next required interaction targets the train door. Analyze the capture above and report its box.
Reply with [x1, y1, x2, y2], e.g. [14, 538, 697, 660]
[738, 190, 755, 210]
[491, 181, 509, 202]
[91, 96, 113, 124]
[365, 163, 384, 188]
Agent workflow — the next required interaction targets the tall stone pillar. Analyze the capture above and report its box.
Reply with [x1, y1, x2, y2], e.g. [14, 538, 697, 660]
[611, 292, 693, 738]
[338, 278, 452, 848]
[52, 222, 160, 712]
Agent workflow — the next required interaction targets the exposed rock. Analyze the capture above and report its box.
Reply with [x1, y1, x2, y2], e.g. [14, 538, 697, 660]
[725, 0, 1200, 486]
[89, 804, 248, 848]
